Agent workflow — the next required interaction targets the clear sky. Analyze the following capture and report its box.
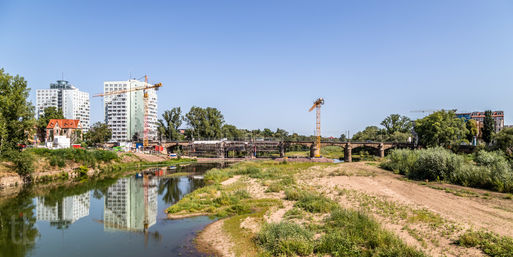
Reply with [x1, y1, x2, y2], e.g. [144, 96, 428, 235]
[1, 0, 512, 137]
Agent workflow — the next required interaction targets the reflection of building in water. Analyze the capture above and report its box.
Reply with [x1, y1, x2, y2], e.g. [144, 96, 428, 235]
[36, 192, 90, 227]
[104, 176, 157, 231]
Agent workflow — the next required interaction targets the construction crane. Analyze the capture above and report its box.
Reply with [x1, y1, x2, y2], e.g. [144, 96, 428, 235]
[94, 76, 162, 147]
[308, 98, 324, 158]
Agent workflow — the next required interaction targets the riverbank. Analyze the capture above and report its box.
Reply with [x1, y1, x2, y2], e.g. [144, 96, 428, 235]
[0, 149, 195, 196]
[167, 161, 513, 257]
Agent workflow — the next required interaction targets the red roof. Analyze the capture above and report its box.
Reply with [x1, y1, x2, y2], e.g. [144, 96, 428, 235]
[47, 119, 81, 129]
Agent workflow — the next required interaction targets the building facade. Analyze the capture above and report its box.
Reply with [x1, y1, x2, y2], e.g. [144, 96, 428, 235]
[103, 79, 158, 142]
[456, 111, 505, 137]
[36, 80, 90, 131]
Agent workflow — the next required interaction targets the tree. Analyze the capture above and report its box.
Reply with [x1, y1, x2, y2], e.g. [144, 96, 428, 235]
[84, 122, 112, 146]
[0, 69, 35, 151]
[274, 128, 289, 139]
[339, 133, 347, 142]
[222, 124, 244, 140]
[483, 110, 494, 144]
[465, 119, 478, 143]
[495, 127, 513, 158]
[185, 106, 224, 139]
[381, 114, 412, 135]
[158, 107, 183, 141]
[352, 126, 384, 142]
[36, 107, 64, 142]
[414, 110, 468, 147]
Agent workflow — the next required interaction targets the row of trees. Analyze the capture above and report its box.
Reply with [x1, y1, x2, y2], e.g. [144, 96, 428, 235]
[157, 106, 309, 141]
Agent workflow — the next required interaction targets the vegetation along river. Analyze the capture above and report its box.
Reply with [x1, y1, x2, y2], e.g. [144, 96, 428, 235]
[0, 162, 226, 257]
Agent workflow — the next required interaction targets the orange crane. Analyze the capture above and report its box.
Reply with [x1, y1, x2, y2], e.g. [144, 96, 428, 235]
[308, 98, 324, 158]
[94, 76, 162, 147]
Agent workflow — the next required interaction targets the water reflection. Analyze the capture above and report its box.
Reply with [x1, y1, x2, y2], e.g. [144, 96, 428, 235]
[36, 192, 90, 229]
[103, 176, 158, 232]
[0, 162, 228, 257]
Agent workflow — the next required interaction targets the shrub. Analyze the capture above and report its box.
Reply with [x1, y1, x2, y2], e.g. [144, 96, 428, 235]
[256, 222, 314, 256]
[380, 149, 419, 175]
[409, 147, 464, 181]
[4, 150, 34, 176]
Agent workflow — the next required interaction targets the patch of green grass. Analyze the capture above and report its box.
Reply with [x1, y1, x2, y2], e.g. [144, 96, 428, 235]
[317, 207, 426, 257]
[457, 230, 513, 257]
[256, 222, 315, 256]
[283, 207, 306, 220]
[295, 191, 338, 213]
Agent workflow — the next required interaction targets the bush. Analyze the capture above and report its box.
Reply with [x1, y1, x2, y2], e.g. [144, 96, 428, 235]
[256, 222, 315, 256]
[382, 148, 513, 193]
[28, 148, 118, 168]
[4, 150, 34, 176]
[458, 230, 513, 257]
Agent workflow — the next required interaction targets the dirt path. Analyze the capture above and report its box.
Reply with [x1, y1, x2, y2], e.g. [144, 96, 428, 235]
[303, 162, 513, 256]
[314, 162, 513, 237]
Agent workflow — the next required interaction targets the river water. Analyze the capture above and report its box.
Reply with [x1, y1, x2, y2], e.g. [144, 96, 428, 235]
[0, 162, 224, 257]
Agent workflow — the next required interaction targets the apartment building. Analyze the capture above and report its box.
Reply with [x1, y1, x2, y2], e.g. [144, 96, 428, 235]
[36, 80, 90, 131]
[103, 79, 158, 142]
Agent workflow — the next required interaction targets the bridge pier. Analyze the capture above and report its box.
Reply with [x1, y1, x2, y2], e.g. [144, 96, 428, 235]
[217, 142, 225, 159]
[309, 144, 316, 158]
[379, 143, 385, 159]
[344, 143, 352, 162]
[279, 142, 285, 158]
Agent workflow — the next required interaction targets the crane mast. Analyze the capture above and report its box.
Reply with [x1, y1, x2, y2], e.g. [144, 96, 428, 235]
[308, 98, 324, 158]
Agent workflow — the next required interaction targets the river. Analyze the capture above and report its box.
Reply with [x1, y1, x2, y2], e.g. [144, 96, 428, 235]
[0, 162, 225, 257]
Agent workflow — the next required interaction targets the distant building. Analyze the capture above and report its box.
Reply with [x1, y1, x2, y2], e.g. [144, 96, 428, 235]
[456, 111, 505, 137]
[45, 119, 83, 147]
[103, 79, 158, 142]
[36, 80, 90, 131]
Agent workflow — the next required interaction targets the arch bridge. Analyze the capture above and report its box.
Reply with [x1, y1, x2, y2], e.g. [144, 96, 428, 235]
[157, 140, 413, 162]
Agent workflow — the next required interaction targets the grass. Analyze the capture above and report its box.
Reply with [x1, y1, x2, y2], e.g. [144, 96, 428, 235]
[256, 222, 315, 256]
[457, 230, 513, 257]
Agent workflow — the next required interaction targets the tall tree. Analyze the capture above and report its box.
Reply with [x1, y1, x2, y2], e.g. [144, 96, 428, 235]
[158, 107, 183, 141]
[465, 119, 478, 142]
[185, 106, 224, 139]
[36, 107, 64, 142]
[352, 126, 384, 142]
[381, 114, 412, 134]
[84, 122, 112, 146]
[414, 110, 468, 147]
[0, 69, 35, 151]
[483, 110, 494, 144]
[494, 127, 513, 158]
[222, 124, 243, 140]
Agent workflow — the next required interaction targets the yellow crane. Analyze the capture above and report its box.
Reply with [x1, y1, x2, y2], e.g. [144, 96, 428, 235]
[94, 76, 162, 147]
[308, 98, 324, 158]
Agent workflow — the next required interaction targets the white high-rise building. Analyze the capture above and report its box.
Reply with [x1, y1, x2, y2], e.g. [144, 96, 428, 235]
[36, 80, 90, 131]
[103, 79, 158, 142]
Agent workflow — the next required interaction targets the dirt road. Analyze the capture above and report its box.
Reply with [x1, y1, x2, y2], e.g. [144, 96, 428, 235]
[304, 162, 513, 256]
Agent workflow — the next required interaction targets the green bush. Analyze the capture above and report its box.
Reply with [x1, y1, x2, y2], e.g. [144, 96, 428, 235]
[256, 222, 315, 256]
[383, 148, 513, 193]
[28, 148, 118, 168]
[4, 150, 34, 176]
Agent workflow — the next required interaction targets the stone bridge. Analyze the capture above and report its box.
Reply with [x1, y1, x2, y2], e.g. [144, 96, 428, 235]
[157, 140, 413, 162]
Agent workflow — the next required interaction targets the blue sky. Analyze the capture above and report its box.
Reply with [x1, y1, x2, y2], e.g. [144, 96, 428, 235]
[1, 0, 512, 137]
